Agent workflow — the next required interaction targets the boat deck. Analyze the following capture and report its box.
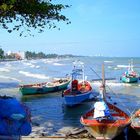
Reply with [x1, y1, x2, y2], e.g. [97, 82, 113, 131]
[86, 109, 127, 121]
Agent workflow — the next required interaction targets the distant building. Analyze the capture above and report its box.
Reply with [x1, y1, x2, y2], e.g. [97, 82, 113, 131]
[16, 51, 25, 60]
[5, 51, 25, 60]
[6, 50, 12, 56]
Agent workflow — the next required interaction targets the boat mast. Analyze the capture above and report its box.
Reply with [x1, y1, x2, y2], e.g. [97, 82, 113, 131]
[82, 64, 85, 83]
[102, 63, 106, 101]
[131, 59, 134, 71]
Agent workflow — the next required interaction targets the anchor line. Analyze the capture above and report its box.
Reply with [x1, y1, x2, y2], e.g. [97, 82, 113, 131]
[89, 66, 132, 115]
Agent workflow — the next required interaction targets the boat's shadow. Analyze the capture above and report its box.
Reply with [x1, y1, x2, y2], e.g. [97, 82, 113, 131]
[114, 127, 140, 140]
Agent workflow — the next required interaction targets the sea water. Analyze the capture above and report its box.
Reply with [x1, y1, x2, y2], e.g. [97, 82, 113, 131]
[0, 57, 140, 139]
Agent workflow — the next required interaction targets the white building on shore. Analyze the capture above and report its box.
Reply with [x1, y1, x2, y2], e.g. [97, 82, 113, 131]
[6, 51, 25, 60]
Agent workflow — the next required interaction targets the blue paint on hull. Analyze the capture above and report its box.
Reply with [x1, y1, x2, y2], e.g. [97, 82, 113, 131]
[64, 91, 94, 107]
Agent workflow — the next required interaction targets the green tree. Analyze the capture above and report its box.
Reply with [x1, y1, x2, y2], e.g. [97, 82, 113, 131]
[25, 51, 32, 59]
[0, 0, 70, 36]
[37, 52, 46, 58]
[0, 48, 4, 59]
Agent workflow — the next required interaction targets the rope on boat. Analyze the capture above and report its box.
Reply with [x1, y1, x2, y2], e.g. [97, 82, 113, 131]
[90, 66, 133, 116]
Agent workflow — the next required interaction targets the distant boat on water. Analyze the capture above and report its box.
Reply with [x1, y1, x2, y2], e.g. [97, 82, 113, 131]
[63, 61, 98, 107]
[19, 77, 71, 96]
[120, 60, 139, 83]
[80, 64, 131, 140]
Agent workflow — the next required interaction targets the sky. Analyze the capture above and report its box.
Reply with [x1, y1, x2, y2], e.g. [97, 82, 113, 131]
[0, 0, 140, 57]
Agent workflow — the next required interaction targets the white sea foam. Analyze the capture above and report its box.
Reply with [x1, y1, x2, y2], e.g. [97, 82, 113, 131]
[43, 58, 61, 64]
[92, 81, 131, 87]
[53, 63, 64, 66]
[104, 61, 113, 63]
[30, 65, 36, 68]
[108, 66, 112, 69]
[22, 61, 40, 68]
[0, 75, 21, 82]
[36, 65, 40, 68]
[22, 62, 38, 68]
[114, 67, 121, 70]
[108, 66, 120, 70]
[30, 60, 37, 64]
[0, 68, 10, 72]
[23, 62, 33, 66]
[19, 71, 49, 79]
[5, 63, 12, 67]
[117, 65, 128, 68]
[44, 60, 53, 63]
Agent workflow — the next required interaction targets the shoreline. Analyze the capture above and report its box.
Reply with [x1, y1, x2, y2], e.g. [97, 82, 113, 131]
[22, 124, 140, 140]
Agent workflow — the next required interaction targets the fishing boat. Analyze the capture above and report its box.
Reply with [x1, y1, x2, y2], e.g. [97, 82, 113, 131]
[63, 61, 97, 107]
[19, 77, 71, 95]
[121, 60, 139, 83]
[131, 109, 140, 135]
[80, 64, 131, 140]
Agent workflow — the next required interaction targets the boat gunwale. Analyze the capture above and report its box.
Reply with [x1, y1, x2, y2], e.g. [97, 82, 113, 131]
[80, 102, 130, 127]
[19, 77, 71, 88]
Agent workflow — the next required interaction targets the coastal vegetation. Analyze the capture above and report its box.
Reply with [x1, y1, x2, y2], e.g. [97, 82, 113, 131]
[25, 51, 76, 59]
[0, 0, 70, 36]
[0, 48, 77, 60]
[0, 48, 4, 59]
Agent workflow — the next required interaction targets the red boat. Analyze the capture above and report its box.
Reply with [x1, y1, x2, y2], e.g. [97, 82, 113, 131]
[80, 64, 131, 140]
[131, 109, 140, 135]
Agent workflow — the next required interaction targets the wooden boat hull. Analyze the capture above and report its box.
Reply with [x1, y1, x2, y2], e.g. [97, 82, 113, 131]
[19, 78, 70, 95]
[64, 90, 95, 107]
[131, 109, 140, 135]
[80, 103, 130, 140]
[121, 76, 138, 83]
[84, 123, 127, 140]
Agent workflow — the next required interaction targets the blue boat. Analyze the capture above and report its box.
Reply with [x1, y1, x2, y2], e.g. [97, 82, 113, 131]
[63, 61, 97, 107]
[121, 60, 139, 83]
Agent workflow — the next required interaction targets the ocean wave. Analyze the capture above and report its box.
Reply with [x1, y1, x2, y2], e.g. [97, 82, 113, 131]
[30, 60, 37, 64]
[108, 66, 113, 69]
[5, 63, 12, 67]
[117, 65, 128, 68]
[22, 62, 40, 68]
[53, 63, 64, 66]
[0, 75, 21, 82]
[36, 65, 40, 68]
[0, 68, 10, 72]
[114, 67, 121, 70]
[19, 71, 49, 79]
[43, 59, 59, 64]
[43, 60, 54, 63]
[104, 61, 114, 63]
[92, 81, 132, 87]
